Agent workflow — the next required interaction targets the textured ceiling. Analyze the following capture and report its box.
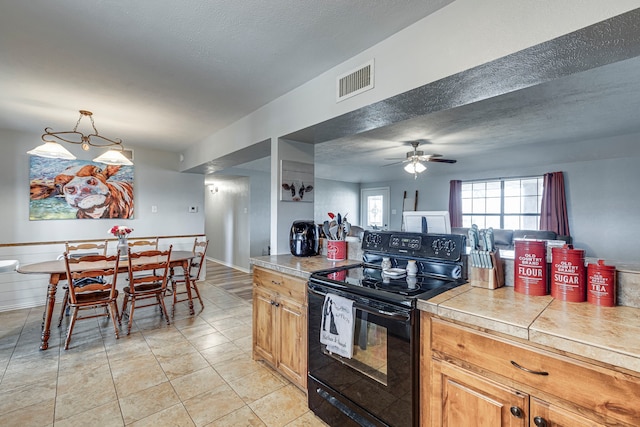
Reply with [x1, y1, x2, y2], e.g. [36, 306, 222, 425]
[0, 0, 452, 153]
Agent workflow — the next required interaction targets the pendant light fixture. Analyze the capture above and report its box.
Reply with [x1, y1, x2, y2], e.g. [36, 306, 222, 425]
[27, 110, 133, 166]
[404, 160, 426, 179]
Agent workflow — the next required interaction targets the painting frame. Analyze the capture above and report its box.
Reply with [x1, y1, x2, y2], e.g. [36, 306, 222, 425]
[280, 160, 314, 203]
[29, 157, 135, 220]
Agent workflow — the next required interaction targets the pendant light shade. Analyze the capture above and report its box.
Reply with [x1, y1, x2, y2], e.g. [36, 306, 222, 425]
[92, 149, 133, 166]
[27, 142, 76, 160]
[404, 161, 426, 174]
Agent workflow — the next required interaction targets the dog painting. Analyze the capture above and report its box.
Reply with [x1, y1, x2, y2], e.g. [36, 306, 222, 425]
[280, 160, 314, 202]
[29, 157, 134, 220]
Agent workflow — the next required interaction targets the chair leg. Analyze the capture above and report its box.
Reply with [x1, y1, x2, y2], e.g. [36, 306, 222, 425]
[171, 280, 178, 317]
[64, 306, 79, 350]
[191, 280, 204, 308]
[158, 294, 171, 325]
[108, 302, 120, 340]
[126, 298, 135, 336]
[120, 294, 129, 322]
[58, 288, 69, 327]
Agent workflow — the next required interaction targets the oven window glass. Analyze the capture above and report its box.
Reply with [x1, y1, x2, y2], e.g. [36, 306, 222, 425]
[323, 309, 388, 386]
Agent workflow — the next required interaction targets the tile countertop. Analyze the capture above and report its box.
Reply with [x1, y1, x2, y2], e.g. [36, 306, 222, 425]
[418, 285, 640, 374]
[249, 254, 361, 280]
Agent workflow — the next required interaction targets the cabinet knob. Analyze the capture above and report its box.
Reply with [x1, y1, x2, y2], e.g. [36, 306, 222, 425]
[533, 416, 548, 427]
[509, 406, 523, 418]
[274, 302, 280, 307]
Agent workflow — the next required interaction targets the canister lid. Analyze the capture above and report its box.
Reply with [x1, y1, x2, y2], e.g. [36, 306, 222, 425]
[588, 259, 616, 271]
[551, 244, 584, 256]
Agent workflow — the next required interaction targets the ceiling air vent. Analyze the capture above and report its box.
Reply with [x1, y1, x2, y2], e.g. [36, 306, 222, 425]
[336, 59, 374, 102]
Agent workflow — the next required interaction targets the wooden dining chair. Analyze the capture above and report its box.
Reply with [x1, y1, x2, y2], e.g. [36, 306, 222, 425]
[62, 253, 120, 350]
[58, 240, 109, 326]
[127, 238, 159, 251]
[120, 245, 173, 335]
[170, 238, 208, 316]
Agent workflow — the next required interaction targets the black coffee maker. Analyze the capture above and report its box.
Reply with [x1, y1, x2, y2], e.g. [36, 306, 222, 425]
[290, 220, 319, 257]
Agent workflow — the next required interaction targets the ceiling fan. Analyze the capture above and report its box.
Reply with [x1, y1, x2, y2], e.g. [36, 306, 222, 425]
[385, 141, 457, 179]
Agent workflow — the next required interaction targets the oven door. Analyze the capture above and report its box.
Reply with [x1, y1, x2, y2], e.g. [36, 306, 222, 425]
[307, 282, 417, 427]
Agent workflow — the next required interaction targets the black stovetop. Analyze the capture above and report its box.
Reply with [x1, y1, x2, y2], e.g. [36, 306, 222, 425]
[308, 231, 468, 307]
[309, 262, 466, 307]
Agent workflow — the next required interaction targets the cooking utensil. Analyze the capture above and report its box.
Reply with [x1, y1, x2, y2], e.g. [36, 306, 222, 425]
[343, 221, 351, 237]
[329, 226, 339, 240]
[322, 221, 331, 239]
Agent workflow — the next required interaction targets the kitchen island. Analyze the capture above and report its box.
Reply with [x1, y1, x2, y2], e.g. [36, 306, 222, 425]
[419, 285, 640, 426]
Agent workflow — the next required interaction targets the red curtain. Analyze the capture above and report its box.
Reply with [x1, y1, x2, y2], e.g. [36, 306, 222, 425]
[448, 180, 463, 228]
[539, 172, 570, 236]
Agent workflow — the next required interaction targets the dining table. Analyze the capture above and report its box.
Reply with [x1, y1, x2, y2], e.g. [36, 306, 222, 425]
[17, 250, 197, 350]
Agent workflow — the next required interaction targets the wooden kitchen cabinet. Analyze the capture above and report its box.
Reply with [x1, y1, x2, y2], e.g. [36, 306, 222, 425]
[422, 313, 640, 427]
[252, 267, 307, 390]
[432, 359, 527, 427]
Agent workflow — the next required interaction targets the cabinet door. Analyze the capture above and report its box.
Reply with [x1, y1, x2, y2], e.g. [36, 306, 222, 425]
[277, 296, 307, 388]
[432, 360, 527, 427]
[253, 286, 276, 364]
[530, 397, 609, 427]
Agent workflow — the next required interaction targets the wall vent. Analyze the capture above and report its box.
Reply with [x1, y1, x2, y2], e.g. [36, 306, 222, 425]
[336, 59, 374, 102]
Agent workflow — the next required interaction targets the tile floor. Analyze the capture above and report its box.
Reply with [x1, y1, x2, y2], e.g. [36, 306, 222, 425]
[0, 262, 328, 427]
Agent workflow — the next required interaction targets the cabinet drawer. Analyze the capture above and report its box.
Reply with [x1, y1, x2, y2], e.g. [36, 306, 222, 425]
[431, 318, 640, 425]
[253, 267, 306, 302]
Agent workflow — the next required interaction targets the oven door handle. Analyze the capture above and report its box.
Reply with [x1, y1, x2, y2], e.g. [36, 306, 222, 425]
[308, 287, 411, 322]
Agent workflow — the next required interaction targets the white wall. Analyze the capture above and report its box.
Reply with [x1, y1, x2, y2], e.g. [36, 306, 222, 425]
[205, 168, 271, 269]
[204, 176, 251, 271]
[314, 178, 360, 227]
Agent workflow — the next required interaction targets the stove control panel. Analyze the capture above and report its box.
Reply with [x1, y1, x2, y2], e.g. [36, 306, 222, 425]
[363, 231, 466, 261]
[389, 235, 421, 250]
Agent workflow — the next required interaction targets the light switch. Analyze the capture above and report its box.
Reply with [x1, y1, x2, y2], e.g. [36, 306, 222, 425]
[391, 209, 397, 215]
[151, 205, 158, 213]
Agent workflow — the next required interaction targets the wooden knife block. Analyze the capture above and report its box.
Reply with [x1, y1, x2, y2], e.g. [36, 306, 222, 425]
[470, 250, 504, 289]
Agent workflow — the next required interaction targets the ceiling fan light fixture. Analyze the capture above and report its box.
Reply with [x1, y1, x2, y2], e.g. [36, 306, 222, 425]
[404, 161, 426, 174]
[27, 141, 76, 160]
[93, 148, 133, 166]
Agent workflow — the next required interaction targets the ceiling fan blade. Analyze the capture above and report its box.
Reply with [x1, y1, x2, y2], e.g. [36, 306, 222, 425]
[426, 158, 457, 164]
[383, 160, 407, 167]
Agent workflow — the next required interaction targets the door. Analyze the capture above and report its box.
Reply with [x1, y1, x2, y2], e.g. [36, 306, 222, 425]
[253, 286, 276, 364]
[361, 187, 390, 230]
[432, 360, 527, 427]
[277, 296, 306, 388]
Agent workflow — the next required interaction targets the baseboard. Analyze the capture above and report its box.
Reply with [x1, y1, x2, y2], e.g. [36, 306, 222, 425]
[205, 256, 250, 274]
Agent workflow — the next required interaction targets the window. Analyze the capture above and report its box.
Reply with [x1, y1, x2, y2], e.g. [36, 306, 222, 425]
[360, 187, 390, 230]
[461, 177, 543, 230]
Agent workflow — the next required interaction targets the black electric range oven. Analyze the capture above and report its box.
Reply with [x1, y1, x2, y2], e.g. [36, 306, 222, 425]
[307, 231, 467, 427]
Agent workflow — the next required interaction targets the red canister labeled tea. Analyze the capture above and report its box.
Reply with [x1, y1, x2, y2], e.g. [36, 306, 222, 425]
[551, 246, 586, 302]
[514, 240, 548, 296]
[587, 260, 616, 306]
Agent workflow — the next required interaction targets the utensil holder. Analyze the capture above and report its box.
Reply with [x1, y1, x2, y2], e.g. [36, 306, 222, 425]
[470, 250, 504, 289]
[327, 240, 347, 261]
